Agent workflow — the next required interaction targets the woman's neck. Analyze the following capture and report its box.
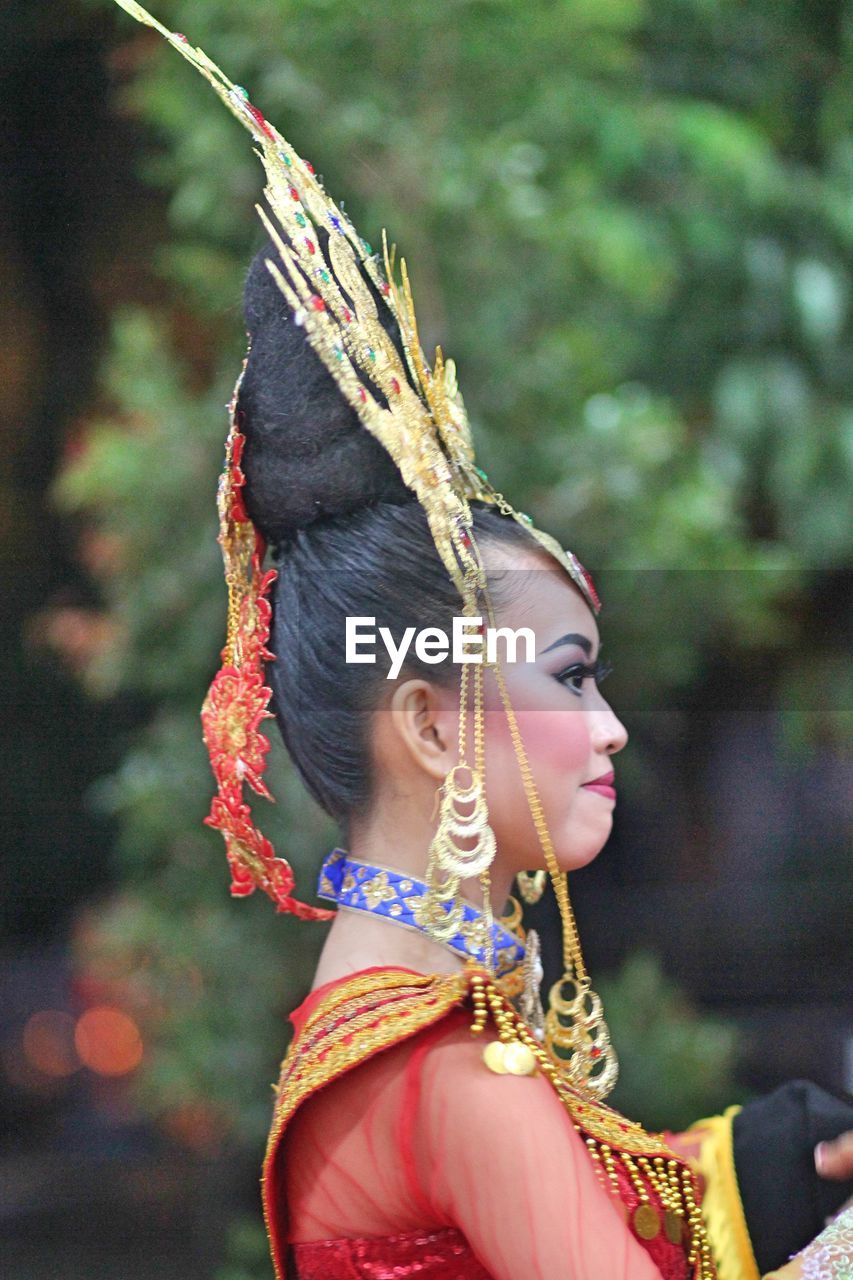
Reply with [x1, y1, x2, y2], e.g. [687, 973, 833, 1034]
[349, 803, 515, 909]
[311, 906, 464, 990]
[310, 810, 514, 992]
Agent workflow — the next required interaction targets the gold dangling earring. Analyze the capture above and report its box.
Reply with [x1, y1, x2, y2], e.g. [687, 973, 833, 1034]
[420, 657, 497, 962]
[541, 872, 618, 1100]
[516, 870, 546, 904]
[491, 660, 618, 1100]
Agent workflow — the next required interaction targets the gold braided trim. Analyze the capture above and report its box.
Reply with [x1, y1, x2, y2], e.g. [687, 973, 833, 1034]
[690, 1107, 760, 1280]
[261, 970, 468, 1278]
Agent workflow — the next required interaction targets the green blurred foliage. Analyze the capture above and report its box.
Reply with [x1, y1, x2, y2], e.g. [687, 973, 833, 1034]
[216, 1215, 272, 1280]
[600, 953, 740, 1132]
[57, 0, 850, 1243]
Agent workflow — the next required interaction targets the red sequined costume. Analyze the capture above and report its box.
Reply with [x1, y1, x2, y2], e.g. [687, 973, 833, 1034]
[263, 967, 708, 1280]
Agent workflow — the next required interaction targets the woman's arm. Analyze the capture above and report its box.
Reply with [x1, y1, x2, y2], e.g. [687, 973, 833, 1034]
[411, 1022, 667, 1280]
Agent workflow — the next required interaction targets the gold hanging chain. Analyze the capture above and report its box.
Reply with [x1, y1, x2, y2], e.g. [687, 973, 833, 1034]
[472, 657, 496, 972]
[490, 659, 586, 981]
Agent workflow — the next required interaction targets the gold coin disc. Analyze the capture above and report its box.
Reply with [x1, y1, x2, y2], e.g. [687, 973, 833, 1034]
[501, 1041, 537, 1076]
[483, 1041, 508, 1074]
[664, 1210, 683, 1245]
[633, 1203, 661, 1241]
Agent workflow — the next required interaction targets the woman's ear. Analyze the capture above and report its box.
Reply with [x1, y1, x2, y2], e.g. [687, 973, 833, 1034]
[387, 678, 457, 782]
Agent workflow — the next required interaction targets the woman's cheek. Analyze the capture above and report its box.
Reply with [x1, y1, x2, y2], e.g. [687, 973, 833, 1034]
[488, 708, 591, 832]
[482, 702, 591, 788]
[521, 707, 591, 784]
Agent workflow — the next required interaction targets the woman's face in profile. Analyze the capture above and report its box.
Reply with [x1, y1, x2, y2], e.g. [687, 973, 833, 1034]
[477, 545, 628, 878]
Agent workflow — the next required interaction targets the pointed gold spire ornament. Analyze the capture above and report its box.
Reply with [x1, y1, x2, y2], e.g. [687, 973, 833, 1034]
[111, 1, 600, 611]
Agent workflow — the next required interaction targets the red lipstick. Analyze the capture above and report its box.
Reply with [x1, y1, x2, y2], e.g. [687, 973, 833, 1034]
[582, 770, 616, 800]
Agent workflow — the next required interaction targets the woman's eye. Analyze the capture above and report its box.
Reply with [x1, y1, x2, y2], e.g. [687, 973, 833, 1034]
[555, 664, 589, 695]
[554, 659, 613, 696]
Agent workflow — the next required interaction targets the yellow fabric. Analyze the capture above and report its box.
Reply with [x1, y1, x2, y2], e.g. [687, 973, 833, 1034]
[690, 1105, 761, 1280]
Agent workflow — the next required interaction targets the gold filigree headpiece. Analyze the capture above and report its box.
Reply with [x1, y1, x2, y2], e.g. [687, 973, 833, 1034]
[112, 0, 602, 919]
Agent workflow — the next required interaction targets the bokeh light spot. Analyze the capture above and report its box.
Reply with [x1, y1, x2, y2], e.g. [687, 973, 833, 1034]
[75, 1006, 143, 1076]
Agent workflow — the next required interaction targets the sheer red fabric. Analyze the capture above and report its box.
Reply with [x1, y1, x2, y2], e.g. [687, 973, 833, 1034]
[291, 1226, 492, 1278]
[276, 973, 691, 1280]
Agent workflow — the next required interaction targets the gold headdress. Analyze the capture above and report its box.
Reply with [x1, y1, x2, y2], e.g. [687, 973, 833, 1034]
[113, 1, 616, 1097]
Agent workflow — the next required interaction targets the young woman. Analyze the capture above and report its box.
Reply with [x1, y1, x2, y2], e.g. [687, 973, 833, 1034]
[112, 5, 852, 1278]
[237, 244, 850, 1280]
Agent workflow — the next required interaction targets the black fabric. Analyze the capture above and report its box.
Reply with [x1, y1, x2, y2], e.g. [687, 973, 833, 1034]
[733, 1079, 853, 1274]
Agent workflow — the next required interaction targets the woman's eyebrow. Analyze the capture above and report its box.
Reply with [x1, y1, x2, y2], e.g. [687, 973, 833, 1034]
[539, 632, 593, 657]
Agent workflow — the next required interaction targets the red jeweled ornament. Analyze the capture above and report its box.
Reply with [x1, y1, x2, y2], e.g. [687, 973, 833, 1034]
[243, 99, 274, 139]
[201, 664, 274, 800]
[201, 370, 332, 921]
[569, 552, 601, 612]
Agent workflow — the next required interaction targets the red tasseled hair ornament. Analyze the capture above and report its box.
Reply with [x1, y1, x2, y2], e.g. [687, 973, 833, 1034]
[200, 362, 333, 920]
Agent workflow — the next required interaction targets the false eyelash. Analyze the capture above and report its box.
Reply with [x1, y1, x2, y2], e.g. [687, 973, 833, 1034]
[555, 658, 613, 688]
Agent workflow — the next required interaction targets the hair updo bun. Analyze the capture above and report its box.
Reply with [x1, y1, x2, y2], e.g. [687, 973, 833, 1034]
[238, 238, 412, 548]
[235, 237, 540, 825]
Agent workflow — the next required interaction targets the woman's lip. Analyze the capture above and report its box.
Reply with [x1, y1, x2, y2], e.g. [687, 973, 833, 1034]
[582, 782, 616, 800]
[582, 771, 616, 800]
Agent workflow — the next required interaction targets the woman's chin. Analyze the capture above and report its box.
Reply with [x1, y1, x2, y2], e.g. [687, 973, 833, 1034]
[564, 845, 604, 872]
[502, 815, 611, 877]
[513, 844, 605, 877]
[551, 826, 611, 872]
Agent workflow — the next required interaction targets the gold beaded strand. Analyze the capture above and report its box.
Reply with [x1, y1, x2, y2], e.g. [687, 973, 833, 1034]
[469, 967, 716, 1278]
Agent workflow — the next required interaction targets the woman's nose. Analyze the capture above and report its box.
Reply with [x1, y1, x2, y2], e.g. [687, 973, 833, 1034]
[591, 697, 628, 755]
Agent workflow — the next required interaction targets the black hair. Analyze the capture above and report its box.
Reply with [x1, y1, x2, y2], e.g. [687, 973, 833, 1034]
[238, 241, 538, 824]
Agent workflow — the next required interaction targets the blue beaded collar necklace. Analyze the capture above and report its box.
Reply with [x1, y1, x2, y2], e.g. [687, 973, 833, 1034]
[318, 849, 525, 979]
